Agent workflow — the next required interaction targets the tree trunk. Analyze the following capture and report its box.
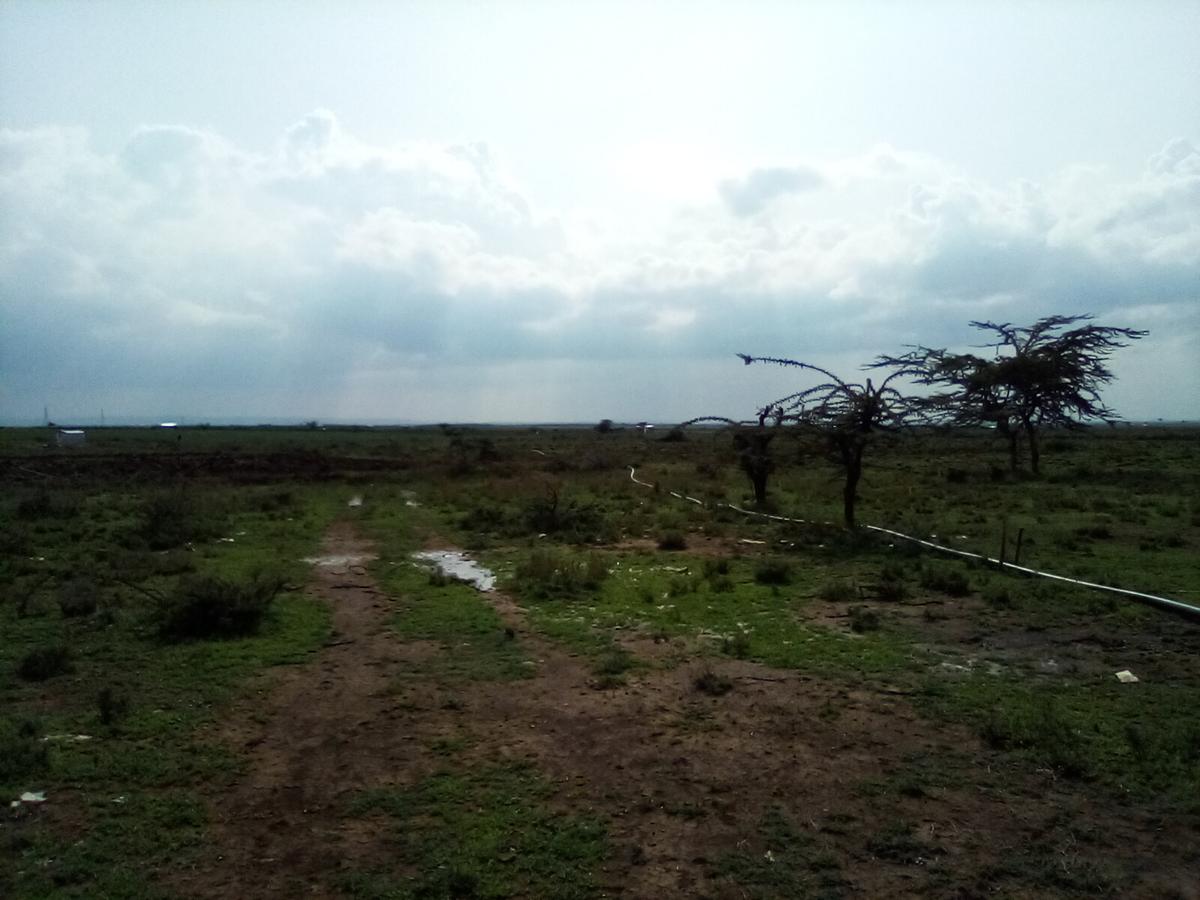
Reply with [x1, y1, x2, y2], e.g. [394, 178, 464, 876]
[751, 469, 768, 505]
[1027, 424, 1041, 475]
[842, 442, 864, 529]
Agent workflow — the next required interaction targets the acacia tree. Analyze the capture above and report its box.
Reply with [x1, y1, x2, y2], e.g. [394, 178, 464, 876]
[681, 416, 778, 505]
[878, 315, 1147, 475]
[736, 355, 921, 528]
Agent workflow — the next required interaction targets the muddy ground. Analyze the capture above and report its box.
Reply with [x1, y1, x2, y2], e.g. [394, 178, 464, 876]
[166, 522, 1200, 899]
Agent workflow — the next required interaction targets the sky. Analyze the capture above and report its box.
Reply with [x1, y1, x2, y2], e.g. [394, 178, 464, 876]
[1, 0, 1198, 424]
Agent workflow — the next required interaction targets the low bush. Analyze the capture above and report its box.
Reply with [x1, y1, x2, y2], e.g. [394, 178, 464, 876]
[514, 548, 608, 599]
[657, 531, 687, 551]
[919, 565, 971, 598]
[722, 631, 751, 659]
[849, 606, 881, 633]
[58, 578, 99, 617]
[694, 669, 734, 696]
[753, 559, 791, 585]
[981, 698, 1089, 778]
[17, 644, 74, 681]
[97, 686, 131, 729]
[0, 718, 48, 782]
[157, 571, 284, 640]
[819, 579, 858, 603]
[136, 491, 224, 551]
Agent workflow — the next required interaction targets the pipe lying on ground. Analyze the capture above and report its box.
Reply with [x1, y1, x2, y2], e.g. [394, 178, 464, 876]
[629, 467, 1200, 621]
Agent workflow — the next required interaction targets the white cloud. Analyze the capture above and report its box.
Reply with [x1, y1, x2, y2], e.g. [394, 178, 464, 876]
[1, 115, 1196, 421]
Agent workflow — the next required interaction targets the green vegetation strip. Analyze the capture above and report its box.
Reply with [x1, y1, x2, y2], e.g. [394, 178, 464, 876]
[343, 763, 607, 900]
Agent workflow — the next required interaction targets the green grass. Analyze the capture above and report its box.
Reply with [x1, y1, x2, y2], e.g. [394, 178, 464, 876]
[920, 675, 1200, 803]
[344, 762, 607, 900]
[359, 494, 534, 683]
[0, 482, 344, 898]
[710, 805, 847, 899]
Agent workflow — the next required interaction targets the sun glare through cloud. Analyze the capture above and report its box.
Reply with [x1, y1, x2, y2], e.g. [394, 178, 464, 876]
[0, 1, 1197, 424]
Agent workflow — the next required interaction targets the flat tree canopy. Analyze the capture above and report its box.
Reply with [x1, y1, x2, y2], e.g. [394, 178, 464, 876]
[878, 315, 1147, 474]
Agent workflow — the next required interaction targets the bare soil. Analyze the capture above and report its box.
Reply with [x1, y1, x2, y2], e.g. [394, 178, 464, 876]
[172, 522, 1200, 899]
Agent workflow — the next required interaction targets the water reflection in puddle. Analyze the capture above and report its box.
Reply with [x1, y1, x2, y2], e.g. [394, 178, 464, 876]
[412, 550, 497, 592]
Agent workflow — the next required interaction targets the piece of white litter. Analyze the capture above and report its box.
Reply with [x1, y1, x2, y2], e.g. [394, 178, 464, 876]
[19, 792, 46, 804]
[1115, 670, 1139, 683]
[218, 537, 235, 543]
[112, 796, 128, 804]
[764, 850, 776, 863]
[348, 496, 363, 508]
[41, 734, 92, 743]
[739, 538, 767, 545]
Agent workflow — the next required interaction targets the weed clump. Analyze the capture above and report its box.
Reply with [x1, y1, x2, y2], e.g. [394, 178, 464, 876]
[722, 631, 752, 659]
[58, 578, 99, 617]
[754, 558, 792, 585]
[848, 606, 881, 633]
[514, 548, 608, 599]
[919, 564, 971, 598]
[136, 491, 223, 550]
[157, 572, 284, 641]
[97, 686, 131, 729]
[657, 531, 687, 551]
[874, 562, 908, 602]
[591, 648, 634, 689]
[0, 718, 48, 782]
[981, 699, 1089, 778]
[694, 669, 734, 696]
[819, 579, 858, 603]
[17, 644, 74, 681]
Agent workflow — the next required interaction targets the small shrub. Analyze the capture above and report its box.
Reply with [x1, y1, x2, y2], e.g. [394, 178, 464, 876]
[0, 718, 48, 782]
[514, 548, 608, 598]
[849, 606, 880, 633]
[657, 531, 687, 551]
[875, 576, 908, 603]
[754, 559, 791, 585]
[58, 578, 99, 617]
[157, 572, 284, 640]
[918, 565, 971, 598]
[819, 579, 857, 603]
[97, 686, 130, 728]
[709, 575, 736, 594]
[945, 467, 968, 484]
[136, 491, 223, 550]
[981, 699, 1089, 778]
[16, 490, 79, 519]
[722, 631, 752, 659]
[17, 644, 73, 681]
[694, 669, 733, 696]
[591, 648, 634, 689]
[702, 558, 731, 578]
[984, 583, 1014, 609]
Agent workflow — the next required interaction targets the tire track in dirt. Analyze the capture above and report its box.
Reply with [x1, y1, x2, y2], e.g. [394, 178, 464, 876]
[172, 521, 452, 899]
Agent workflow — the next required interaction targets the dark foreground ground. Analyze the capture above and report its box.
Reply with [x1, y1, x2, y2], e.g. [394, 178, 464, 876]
[2, 424, 1198, 898]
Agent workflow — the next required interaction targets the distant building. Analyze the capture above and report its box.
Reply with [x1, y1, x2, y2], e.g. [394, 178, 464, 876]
[56, 429, 86, 447]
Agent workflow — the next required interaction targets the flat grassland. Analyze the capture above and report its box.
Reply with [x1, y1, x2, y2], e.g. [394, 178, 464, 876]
[2, 424, 1198, 899]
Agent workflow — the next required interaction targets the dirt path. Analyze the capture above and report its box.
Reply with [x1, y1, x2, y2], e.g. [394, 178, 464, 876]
[173, 523, 1199, 899]
[173, 521, 450, 898]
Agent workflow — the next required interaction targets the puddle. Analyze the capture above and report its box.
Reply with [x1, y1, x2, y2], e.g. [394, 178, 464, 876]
[412, 550, 497, 592]
[303, 554, 373, 568]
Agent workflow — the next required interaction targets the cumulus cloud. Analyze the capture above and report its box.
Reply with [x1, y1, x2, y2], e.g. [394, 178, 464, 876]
[719, 164, 825, 216]
[1, 115, 1196, 421]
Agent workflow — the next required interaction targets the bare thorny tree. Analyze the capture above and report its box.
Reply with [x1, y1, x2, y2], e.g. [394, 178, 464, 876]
[875, 315, 1147, 475]
[688, 357, 924, 528]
